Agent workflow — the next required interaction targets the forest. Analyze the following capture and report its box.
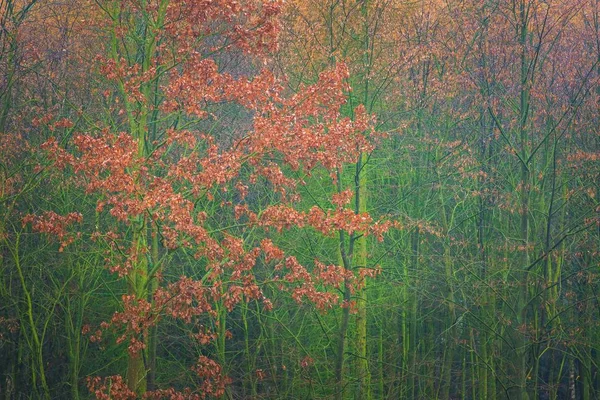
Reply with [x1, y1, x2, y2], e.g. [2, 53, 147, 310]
[0, 0, 599, 399]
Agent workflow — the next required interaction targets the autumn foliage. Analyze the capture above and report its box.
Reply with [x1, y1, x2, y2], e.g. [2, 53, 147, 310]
[2, 0, 600, 399]
[13, 0, 388, 397]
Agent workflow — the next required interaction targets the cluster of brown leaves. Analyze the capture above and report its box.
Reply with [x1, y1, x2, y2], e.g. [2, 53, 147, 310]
[21, 0, 396, 397]
[22, 211, 82, 251]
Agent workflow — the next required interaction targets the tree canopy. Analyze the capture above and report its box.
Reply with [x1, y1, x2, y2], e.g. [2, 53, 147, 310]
[1, 0, 599, 399]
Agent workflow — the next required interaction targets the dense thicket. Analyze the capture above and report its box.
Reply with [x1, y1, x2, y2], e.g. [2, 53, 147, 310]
[1, 1, 599, 399]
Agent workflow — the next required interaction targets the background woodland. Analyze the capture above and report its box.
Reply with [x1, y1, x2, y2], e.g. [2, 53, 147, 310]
[1, 0, 599, 399]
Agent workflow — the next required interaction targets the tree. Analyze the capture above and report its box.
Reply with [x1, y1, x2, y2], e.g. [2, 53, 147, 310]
[277, 1, 407, 397]
[24, 0, 389, 397]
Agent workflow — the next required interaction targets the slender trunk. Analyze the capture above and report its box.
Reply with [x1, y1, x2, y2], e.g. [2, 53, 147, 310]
[127, 228, 149, 395]
[242, 302, 257, 397]
[569, 358, 576, 400]
[0, 47, 15, 133]
[355, 0, 371, 395]
[215, 296, 231, 399]
[336, 164, 355, 399]
[355, 151, 370, 400]
[147, 227, 160, 391]
[112, 1, 168, 392]
[11, 232, 50, 399]
[470, 328, 477, 400]
[461, 353, 467, 400]
[409, 228, 419, 399]
[65, 271, 85, 400]
[515, 2, 531, 398]
[335, 278, 351, 400]
[378, 323, 384, 398]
